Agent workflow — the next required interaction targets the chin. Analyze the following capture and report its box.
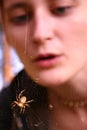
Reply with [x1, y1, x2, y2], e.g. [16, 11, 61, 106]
[32, 74, 67, 88]
[27, 66, 73, 88]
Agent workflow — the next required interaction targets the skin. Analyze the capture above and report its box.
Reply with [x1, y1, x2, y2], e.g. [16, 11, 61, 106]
[2, 0, 87, 129]
[2, 0, 87, 99]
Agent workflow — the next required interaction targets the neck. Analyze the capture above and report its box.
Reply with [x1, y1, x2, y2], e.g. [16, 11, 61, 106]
[48, 90, 87, 130]
[50, 80, 87, 101]
[55, 67, 87, 100]
[48, 72, 87, 130]
[48, 84, 87, 109]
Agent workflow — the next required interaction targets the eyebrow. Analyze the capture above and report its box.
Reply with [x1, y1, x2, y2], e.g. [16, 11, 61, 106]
[4, 2, 28, 12]
[49, 0, 77, 3]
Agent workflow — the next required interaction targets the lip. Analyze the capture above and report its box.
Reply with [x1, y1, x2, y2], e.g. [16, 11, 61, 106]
[32, 53, 62, 68]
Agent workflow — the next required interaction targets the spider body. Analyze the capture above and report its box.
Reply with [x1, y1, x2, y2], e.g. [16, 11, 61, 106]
[12, 90, 33, 113]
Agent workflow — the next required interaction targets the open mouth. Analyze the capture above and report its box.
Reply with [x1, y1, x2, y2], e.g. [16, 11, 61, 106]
[33, 54, 60, 68]
[35, 54, 57, 61]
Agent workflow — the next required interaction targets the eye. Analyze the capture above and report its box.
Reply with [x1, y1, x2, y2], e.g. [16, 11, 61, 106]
[51, 6, 72, 16]
[9, 14, 29, 25]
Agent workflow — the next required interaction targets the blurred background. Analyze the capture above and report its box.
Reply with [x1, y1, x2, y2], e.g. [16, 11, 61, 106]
[0, 24, 24, 91]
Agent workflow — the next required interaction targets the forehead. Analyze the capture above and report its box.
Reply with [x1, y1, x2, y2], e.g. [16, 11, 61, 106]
[3, 0, 79, 7]
[3, 0, 80, 13]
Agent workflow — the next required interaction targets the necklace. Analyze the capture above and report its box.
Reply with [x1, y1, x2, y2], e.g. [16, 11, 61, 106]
[58, 98, 87, 108]
[49, 98, 87, 109]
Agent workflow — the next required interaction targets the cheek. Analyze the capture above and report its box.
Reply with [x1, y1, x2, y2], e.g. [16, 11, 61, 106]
[61, 19, 87, 52]
[5, 26, 28, 52]
[56, 20, 87, 68]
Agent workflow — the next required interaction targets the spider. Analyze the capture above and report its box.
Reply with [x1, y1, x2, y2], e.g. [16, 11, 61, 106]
[11, 90, 34, 113]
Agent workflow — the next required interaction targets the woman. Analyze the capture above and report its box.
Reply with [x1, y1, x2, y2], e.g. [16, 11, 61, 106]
[1, 0, 87, 130]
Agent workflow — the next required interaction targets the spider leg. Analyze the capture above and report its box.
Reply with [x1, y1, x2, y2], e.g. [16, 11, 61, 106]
[27, 99, 34, 103]
[20, 106, 25, 113]
[16, 95, 19, 101]
[20, 109, 22, 113]
[25, 103, 29, 107]
[11, 104, 16, 108]
[18, 89, 25, 99]
[22, 106, 25, 113]
[20, 107, 23, 113]
[11, 101, 17, 108]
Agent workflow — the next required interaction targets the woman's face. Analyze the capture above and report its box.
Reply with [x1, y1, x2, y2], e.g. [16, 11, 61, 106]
[2, 0, 87, 87]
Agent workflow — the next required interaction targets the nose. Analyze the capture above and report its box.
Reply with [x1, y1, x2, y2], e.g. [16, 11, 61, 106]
[32, 11, 53, 44]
